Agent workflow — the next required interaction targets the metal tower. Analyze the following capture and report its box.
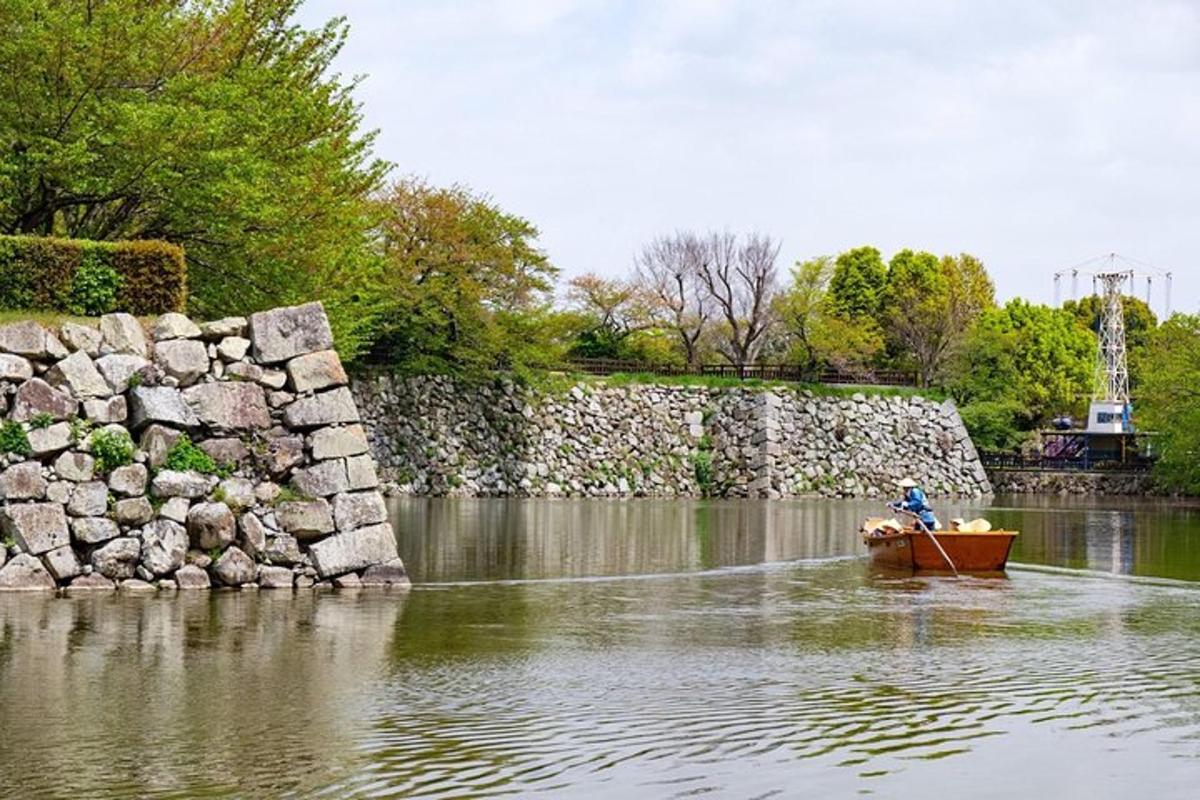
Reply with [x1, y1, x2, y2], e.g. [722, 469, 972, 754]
[1093, 272, 1130, 404]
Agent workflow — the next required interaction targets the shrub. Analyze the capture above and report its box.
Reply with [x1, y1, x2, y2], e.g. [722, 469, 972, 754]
[0, 234, 185, 315]
[959, 399, 1028, 452]
[163, 434, 231, 476]
[0, 421, 30, 457]
[67, 254, 124, 316]
[28, 412, 54, 430]
[90, 428, 136, 473]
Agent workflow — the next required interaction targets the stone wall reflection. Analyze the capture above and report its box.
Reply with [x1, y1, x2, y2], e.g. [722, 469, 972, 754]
[0, 592, 403, 796]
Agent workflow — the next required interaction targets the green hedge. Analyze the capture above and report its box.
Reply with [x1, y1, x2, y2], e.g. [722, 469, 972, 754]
[0, 235, 186, 315]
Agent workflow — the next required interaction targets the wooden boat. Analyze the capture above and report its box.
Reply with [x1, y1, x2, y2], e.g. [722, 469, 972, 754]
[862, 527, 1019, 572]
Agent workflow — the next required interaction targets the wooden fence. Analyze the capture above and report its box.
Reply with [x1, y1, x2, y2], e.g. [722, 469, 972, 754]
[567, 358, 916, 387]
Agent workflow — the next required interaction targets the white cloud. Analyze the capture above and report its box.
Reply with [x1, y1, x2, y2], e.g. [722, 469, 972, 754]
[298, 0, 1200, 314]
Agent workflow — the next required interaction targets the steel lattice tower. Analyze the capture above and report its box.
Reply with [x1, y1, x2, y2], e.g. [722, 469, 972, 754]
[1094, 271, 1131, 404]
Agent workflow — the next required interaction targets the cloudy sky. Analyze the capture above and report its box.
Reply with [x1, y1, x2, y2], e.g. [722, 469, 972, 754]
[299, 0, 1196, 313]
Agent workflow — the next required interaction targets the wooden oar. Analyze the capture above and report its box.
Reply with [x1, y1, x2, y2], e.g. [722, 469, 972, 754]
[893, 507, 959, 577]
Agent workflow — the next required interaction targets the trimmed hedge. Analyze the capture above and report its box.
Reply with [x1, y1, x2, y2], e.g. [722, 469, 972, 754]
[0, 235, 187, 315]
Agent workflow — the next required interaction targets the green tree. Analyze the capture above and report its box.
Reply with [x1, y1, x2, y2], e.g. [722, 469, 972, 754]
[361, 178, 560, 376]
[0, 0, 387, 336]
[952, 299, 1094, 447]
[774, 255, 883, 377]
[1138, 314, 1200, 493]
[883, 251, 995, 387]
[828, 246, 886, 319]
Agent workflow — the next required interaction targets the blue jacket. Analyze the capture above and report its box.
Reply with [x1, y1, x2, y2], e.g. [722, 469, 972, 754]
[896, 488, 937, 528]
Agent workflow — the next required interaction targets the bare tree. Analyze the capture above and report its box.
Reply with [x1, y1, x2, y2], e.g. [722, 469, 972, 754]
[694, 232, 780, 369]
[634, 232, 711, 367]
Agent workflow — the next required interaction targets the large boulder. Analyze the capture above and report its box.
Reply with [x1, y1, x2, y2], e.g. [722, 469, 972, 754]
[60, 322, 102, 355]
[42, 545, 82, 582]
[264, 534, 302, 566]
[91, 537, 141, 580]
[141, 424, 184, 467]
[151, 469, 214, 499]
[45, 351, 110, 398]
[173, 563, 211, 589]
[114, 496, 154, 526]
[291, 460, 349, 497]
[71, 517, 120, 545]
[108, 463, 149, 497]
[182, 382, 270, 431]
[1, 503, 70, 554]
[308, 523, 399, 578]
[198, 438, 250, 468]
[0, 354, 33, 382]
[216, 336, 251, 361]
[257, 435, 304, 478]
[98, 313, 149, 357]
[257, 565, 293, 589]
[53, 452, 95, 482]
[276, 499, 335, 539]
[129, 386, 199, 431]
[82, 395, 128, 424]
[212, 546, 256, 586]
[155, 339, 209, 385]
[28, 422, 72, 457]
[67, 481, 108, 517]
[310, 424, 369, 460]
[140, 519, 188, 576]
[346, 454, 380, 490]
[0, 553, 56, 590]
[151, 313, 202, 341]
[65, 573, 116, 593]
[0, 461, 47, 500]
[282, 387, 359, 429]
[95, 354, 151, 394]
[187, 501, 236, 550]
[238, 511, 267, 557]
[247, 302, 334, 364]
[286, 350, 347, 393]
[11, 378, 78, 421]
[199, 317, 247, 340]
[0, 321, 68, 359]
[331, 491, 387, 532]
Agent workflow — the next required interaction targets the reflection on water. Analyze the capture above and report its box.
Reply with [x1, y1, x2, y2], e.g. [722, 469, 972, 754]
[392, 495, 1200, 583]
[1, 495, 1199, 798]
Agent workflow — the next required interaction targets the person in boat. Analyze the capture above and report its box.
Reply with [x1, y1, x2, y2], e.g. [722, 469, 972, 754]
[889, 477, 940, 531]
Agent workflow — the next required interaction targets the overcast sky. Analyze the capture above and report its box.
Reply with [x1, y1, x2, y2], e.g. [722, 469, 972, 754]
[298, 0, 1196, 314]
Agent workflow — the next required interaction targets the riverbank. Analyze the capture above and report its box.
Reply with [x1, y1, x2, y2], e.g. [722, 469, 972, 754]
[351, 373, 991, 499]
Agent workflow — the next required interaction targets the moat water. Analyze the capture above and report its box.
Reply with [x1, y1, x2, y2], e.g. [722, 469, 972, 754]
[2, 496, 1200, 797]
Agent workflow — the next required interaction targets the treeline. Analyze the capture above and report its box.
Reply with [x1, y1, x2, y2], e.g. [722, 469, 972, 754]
[1, 1, 1197, 491]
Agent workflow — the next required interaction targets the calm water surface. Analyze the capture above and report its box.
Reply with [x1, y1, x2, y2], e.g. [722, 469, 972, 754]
[2, 495, 1200, 798]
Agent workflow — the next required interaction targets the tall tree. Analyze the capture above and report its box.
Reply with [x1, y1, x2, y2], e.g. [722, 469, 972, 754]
[953, 299, 1094, 426]
[1138, 314, 1200, 494]
[885, 251, 995, 386]
[0, 0, 388, 334]
[694, 232, 779, 368]
[634, 233, 711, 367]
[365, 178, 559, 374]
[828, 246, 886, 319]
[565, 273, 655, 359]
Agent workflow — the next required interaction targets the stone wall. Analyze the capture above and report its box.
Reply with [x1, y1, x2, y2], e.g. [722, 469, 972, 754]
[987, 469, 1154, 495]
[353, 375, 991, 499]
[0, 303, 407, 593]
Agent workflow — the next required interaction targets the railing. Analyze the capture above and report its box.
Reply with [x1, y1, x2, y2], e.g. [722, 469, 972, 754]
[567, 358, 916, 387]
[979, 452, 1155, 472]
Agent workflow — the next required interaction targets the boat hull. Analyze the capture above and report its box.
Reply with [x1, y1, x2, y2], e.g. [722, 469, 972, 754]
[863, 530, 1018, 572]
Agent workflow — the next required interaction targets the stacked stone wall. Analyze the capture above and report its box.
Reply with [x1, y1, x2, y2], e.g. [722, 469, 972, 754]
[0, 303, 407, 593]
[353, 375, 991, 499]
[987, 469, 1154, 495]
